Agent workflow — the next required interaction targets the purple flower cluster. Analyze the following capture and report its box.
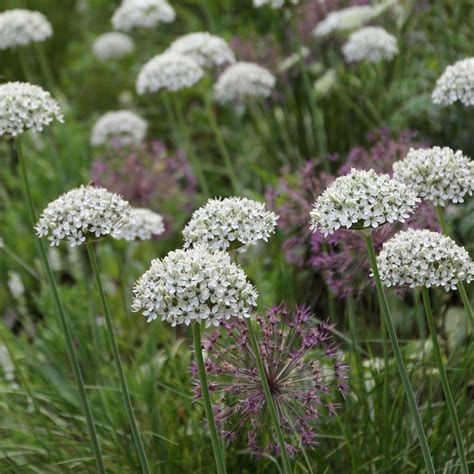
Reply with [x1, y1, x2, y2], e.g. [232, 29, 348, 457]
[192, 304, 348, 456]
[91, 140, 197, 234]
[266, 129, 440, 298]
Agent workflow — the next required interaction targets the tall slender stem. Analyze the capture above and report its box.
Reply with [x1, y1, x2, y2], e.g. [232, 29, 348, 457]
[86, 242, 150, 474]
[34, 43, 56, 93]
[435, 205, 473, 327]
[246, 319, 292, 474]
[364, 233, 435, 474]
[204, 95, 239, 194]
[13, 138, 106, 474]
[192, 323, 226, 474]
[421, 288, 468, 474]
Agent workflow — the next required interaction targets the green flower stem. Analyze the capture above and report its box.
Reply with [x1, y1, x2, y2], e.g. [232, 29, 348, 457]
[85, 242, 150, 474]
[192, 323, 226, 474]
[246, 318, 292, 474]
[204, 94, 240, 194]
[13, 137, 106, 474]
[421, 288, 468, 474]
[364, 233, 435, 474]
[435, 205, 473, 327]
[34, 42, 56, 93]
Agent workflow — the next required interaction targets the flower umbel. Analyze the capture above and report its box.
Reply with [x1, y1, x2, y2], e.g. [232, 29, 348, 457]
[192, 304, 348, 455]
[432, 57, 474, 107]
[136, 53, 204, 94]
[0, 9, 52, 49]
[166, 32, 235, 69]
[112, 207, 165, 241]
[35, 185, 131, 247]
[214, 62, 276, 103]
[183, 197, 278, 252]
[342, 26, 398, 63]
[112, 0, 176, 32]
[0, 82, 63, 138]
[132, 245, 258, 326]
[377, 229, 474, 291]
[91, 110, 148, 147]
[309, 168, 420, 237]
[393, 147, 474, 207]
[92, 32, 134, 61]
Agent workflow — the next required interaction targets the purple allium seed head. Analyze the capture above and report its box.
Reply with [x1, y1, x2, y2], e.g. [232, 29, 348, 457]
[192, 303, 347, 456]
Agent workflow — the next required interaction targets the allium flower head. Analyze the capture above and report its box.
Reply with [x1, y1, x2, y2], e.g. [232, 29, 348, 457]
[112, 207, 165, 241]
[0, 82, 63, 138]
[35, 185, 131, 247]
[112, 0, 176, 32]
[132, 245, 258, 326]
[136, 53, 204, 94]
[166, 32, 235, 69]
[393, 147, 473, 207]
[92, 32, 134, 61]
[192, 304, 348, 454]
[253, 0, 299, 8]
[91, 110, 148, 147]
[310, 168, 420, 236]
[183, 197, 278, 252]
[0, 9, 52, 49]
[432, 58, 474, 107]
[377, 229, 474, 290]
[342, 27, 398, 63]
[214, 62, 276, 104]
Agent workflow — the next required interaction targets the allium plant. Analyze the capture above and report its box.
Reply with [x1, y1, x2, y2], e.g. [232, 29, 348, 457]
[192, 304, 348, 455]
[0, 9, 52, 49]
[0, 82, 63, 138]
[92, 32, 134, 61]
[432, 58, 474, 107]
[214, 62, 276, 104]
[112, 0, 176, 32]
[112, 207, 165, 241]
[342, 26, 398, 64]
[183, 197, 278, 252]
[166, 32, 235, 69]
[90, 110, 148, 148]
[253, 0, 300, 8]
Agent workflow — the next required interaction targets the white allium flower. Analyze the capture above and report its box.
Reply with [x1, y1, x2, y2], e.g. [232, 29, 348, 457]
[0, 82, 64, 138]
[432, 58, 474, 107]
[0, 9, 52, 49]
[214, 62, 276, 103]
[35, 185, 131, 247]
[183, 197, 278, 252]
[309, 168, 420, 237]
[166, 32, 235, 69]
[132, 244, 258, 326]
[342, 27, 398, 63]
[7, 271, 25, 299]
[90, 110, 148, 147]
[112, 208, 165, 241]
[253, 0, 299, 8]
[112, 0, 176, 32]
[393, 147, 474, 207]
[92, 32, 134, 61]
[377, 229, 474, 290]
[136, 53, 204, 94]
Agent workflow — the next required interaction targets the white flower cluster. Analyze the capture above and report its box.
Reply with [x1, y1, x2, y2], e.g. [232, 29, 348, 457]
[35, 185, 131, 247]
[183, 197, 278, 252]
[136, 53, 204, 94]
[90, 110, 148, 147]
[132, 245, 258, 326]
[166, 32, 235, 69]
[214, 62, 276, 103]
[112, 0, 176, 32]
[253, 0, 299, 8]
[393, 147, 474, 207]
[0, 82, 63, 138]
[310, 168, 420, 236]
[377, 229, 474, 290]
[112, 208, 165, 241]
[92, 32, 134, 61]
[0, 345, 18, 390]
[432, 58, 474, 107]
[0, 9, 52, 49]
[342, 27, 398, 63]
